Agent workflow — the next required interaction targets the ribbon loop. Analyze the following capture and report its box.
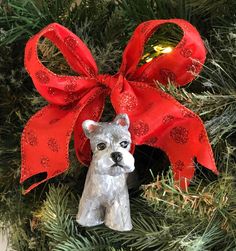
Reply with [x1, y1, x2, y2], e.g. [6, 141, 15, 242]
[25, 23, 99, 105]
[21, 19, 218, 194]
[120, 19, 206, 86]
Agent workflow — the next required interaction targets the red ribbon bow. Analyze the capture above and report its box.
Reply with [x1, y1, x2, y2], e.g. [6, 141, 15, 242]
[21, 19, 218, 193]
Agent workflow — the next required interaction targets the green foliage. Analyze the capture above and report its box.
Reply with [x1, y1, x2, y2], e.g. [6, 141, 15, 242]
[185, 0, 236, 24]
[0, 0, 236, 250]
[0, 0, 125, 51]
[39, 185, 121, 251]
[141, 169, 236, 250]
[118, 0, 193, 22]
[33, 174, 236, 251]
[0, 0, 78, 45]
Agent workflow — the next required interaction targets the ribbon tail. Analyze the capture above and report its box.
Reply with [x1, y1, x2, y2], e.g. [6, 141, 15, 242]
[154, 117, 218, 189]
[21, 103, 81, 194]
[194, 126, 219, 175]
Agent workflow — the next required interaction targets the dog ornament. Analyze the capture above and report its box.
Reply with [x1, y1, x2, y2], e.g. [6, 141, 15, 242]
[76, 114, 135, 231]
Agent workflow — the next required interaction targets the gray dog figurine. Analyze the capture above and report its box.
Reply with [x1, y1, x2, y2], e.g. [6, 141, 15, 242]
[76, 114, 135, 231]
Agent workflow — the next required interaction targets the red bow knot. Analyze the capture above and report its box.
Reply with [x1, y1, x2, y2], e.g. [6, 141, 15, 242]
[21, 20, 218, 193]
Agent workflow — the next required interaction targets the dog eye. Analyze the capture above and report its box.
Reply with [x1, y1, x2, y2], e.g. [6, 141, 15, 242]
[120, 141, 129, 148]
[97, 142, 106, 151]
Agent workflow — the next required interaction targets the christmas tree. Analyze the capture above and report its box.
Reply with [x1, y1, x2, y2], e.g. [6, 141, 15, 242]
[0, 0, 236, 250]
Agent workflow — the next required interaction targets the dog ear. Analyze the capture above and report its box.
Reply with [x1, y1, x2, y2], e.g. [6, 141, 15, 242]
[114, 114, 130, 129]
[82, 120, 100, 138]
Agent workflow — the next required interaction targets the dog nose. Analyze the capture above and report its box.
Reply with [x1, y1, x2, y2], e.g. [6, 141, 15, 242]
[111, 152, 123, 163]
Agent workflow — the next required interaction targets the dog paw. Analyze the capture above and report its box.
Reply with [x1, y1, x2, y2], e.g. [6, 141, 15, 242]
[76, 215, 104, 227]
[104, 222, 132, 232]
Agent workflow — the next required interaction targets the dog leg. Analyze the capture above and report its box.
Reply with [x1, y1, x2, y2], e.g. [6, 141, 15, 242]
[104, 190, 132, 231]
[76, 198, 105, 227]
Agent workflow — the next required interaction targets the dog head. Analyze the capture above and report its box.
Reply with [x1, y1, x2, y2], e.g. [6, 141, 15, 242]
[82, 114, 135, 176]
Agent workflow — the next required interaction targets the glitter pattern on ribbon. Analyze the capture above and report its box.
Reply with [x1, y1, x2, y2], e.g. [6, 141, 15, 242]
[21, 20, 218, 193]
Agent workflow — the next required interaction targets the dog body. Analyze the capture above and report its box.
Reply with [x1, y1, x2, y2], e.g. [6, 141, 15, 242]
[76, 114, 135, 231]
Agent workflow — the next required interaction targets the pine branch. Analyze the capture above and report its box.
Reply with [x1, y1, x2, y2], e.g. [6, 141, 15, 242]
[142, 169, 236, 250]
[185, 0, 236, 25]
[39, 185, 117, 251]
[0, 0, 113, 45]
[9, 223, 49, 251]
[73, 0, 121, 47]
[0, 0, 48, 45]
[118, 0, 198, 29]
[0, 1, 236, 250]
[90, 195, 227, 251]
